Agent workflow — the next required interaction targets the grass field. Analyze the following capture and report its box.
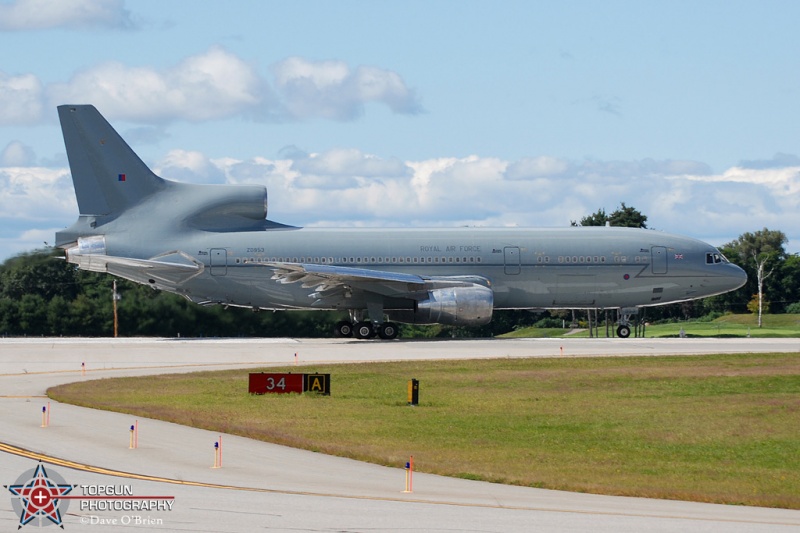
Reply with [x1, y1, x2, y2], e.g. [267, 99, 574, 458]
[49, 352, 800, 509]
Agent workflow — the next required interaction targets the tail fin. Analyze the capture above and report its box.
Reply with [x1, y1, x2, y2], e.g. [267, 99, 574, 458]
[58, 105, 165, 216]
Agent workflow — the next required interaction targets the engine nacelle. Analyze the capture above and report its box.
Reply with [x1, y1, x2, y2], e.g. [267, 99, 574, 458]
[387, 285, 494, 326]
[175, 183, 269, 230]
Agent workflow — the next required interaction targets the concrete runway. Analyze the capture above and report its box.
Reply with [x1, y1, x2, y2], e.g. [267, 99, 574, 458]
[1, 337, 798, 532]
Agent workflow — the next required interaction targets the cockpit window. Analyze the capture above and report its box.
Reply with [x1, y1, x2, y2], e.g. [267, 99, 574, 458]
[706, 252, 728, 264]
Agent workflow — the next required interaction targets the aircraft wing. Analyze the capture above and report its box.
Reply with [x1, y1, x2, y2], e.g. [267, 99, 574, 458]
[65, 248, 204, 289]
[264, 262, 491, 306]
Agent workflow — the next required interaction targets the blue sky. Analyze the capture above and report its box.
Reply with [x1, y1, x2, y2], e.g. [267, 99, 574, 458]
[1, 0, 799, 261]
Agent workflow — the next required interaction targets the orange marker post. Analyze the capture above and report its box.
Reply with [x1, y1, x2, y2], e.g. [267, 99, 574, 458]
[212, 438, 223, 468]
[403, 456, 414, 493]
[47, 402, 50, 427]
[134, 420, 139, 449]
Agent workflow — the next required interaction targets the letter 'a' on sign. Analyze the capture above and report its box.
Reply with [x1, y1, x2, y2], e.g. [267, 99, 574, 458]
[303, 373, 331, 395]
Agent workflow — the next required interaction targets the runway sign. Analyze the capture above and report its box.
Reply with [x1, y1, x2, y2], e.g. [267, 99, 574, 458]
[248, 373, 304, 394]
[303, 373, 331, 395]
[248, 373, 330, 395]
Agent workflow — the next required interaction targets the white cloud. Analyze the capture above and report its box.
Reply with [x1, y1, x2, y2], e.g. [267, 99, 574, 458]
[272, 57, 422, 120]
[1, 141, 36, 166]
[5, 154, 800, 261]
[46, 47, 268, 122]
[3, 50, 422, 126]
[0, 72, 43, 124]
[506, 156, 569, 180]
[0, 0, 134, 31]
[154, 149, 226, 184]
[0, 167, 75, 220]
[291, 149, 409, 178]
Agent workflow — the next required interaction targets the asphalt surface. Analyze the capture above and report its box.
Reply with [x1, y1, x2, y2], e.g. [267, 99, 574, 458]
[1, 337, 798, 532]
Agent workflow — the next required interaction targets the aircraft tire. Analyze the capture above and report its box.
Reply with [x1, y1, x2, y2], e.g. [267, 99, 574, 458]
[616, 325, 631, 338]
[377, 322, 399, 340]
[354, 321, 374, 339]
[334, 320, 354, 337]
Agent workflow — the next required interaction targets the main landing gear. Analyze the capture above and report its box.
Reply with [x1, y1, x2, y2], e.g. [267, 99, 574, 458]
[335, 320, 400, 340]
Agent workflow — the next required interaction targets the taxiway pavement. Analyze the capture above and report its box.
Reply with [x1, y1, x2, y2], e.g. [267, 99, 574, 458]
[1, 337, 798, 532]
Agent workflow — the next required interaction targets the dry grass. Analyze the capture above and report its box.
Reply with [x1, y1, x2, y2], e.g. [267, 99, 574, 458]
[49, 353, 800, 508]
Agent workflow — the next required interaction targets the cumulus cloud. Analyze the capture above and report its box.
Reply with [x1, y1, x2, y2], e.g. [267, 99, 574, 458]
[738, 153, 800, 170]
[7, 152, 800, 260]
[154, 149, 226, 184]
[1, 141, 36, 166]
[291, 149, 409, 178]
[271, 57, 423, 120]
[0, 167, 75, 221]
[506, 156, 569, 180]
[0, 0, 135, 31]
[0, 72, 43, 124]
[4, 49, 422, 126]
[46, 47, 269, 122]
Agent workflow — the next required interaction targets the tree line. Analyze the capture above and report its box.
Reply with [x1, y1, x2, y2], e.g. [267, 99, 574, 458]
[1, 206, 797, 337]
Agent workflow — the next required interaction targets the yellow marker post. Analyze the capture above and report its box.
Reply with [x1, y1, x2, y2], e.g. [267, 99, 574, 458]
[407, 379, 419, 406]
[129, 425, 135, 449]
[41, 406, 47, 428]
[212, 441, 220, 468]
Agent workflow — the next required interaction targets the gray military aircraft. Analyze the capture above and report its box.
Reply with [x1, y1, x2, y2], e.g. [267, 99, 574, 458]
[54, 105, 747, 339]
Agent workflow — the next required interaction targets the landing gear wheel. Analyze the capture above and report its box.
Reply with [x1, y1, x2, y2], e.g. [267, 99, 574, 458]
[335, 320, 354, 338]
[354, 321, 375, 339]
[616, 325, 631, 338]
[378, 322, 399, 340]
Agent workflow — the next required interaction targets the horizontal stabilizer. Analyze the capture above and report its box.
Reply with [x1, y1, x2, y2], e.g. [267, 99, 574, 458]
[65, 247, 203, 289]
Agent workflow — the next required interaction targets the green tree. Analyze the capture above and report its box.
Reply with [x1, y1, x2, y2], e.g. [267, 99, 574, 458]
[572, 208, 608, 227]
[773, 253, 800, 313]
[572, 203, 648, 228]
[724, 228, 787, 327]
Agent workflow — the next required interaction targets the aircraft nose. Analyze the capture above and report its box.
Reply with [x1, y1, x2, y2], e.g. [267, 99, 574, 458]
[728, 263, 748, 290]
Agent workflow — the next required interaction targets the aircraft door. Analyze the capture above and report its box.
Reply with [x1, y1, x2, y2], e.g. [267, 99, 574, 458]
[504, 246, 521, 275]
[651, 246, 667, 275]
[210, 248, 227, 276]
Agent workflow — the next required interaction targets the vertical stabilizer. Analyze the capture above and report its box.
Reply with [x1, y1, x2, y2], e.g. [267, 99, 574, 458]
[58, 105, 165, 216]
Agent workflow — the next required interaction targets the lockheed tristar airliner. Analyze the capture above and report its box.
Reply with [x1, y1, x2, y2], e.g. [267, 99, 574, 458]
[55, 105, 747, 339]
